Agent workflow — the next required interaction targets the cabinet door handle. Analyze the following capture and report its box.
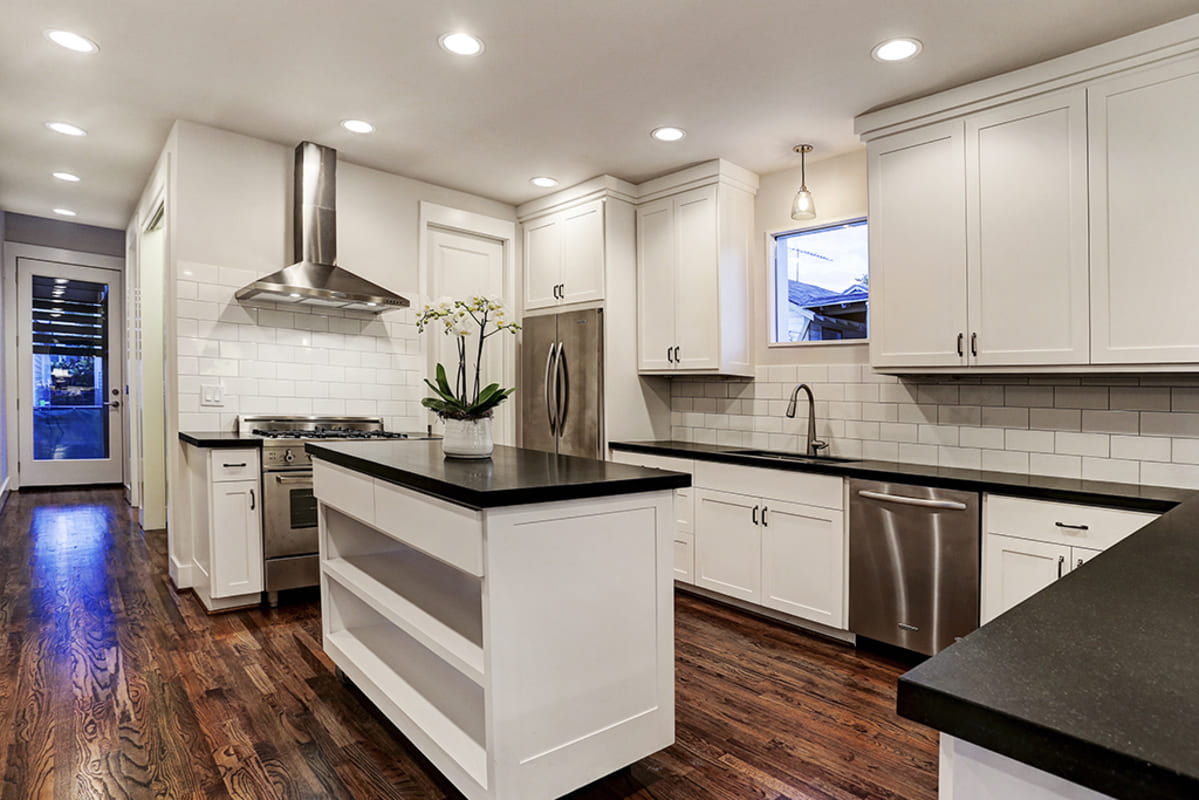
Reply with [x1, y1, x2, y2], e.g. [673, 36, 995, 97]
[752, 505, 759, 526]
[673, 345, 680, 363]
[957, 333, 964, 357]
[971, 332, 978, 357]
[761, 506, 768, 527]
[223, 462, 247, 468]
[1055, 521, 1089, 531]
[1057, 554, 1065, 578]
[250, 489, 256, 511]
[559, 282, 565, 298]
[1077, 558, 1085, 570]
[667, 346, 674, 364]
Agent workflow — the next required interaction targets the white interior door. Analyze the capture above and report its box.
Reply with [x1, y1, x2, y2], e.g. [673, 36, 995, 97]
[17, 258, 124, 486]
[427, 228, 513, 444]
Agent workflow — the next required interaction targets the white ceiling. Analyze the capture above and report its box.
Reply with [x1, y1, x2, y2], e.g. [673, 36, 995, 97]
[2, 1, 1195, 230]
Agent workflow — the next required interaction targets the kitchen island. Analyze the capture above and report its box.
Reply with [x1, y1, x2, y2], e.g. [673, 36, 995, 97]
[304, 439, 689, 800]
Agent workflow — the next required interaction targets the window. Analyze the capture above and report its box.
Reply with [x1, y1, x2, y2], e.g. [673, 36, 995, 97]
[771, 218, 868, 343]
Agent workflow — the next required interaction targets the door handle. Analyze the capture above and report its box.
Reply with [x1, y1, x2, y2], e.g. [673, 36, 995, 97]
[249, 489, 256, 511]
[673, 345, 680, 363]
[1057, 554, 1065, 578]
[104, 400, 121, 408]
[544, 343, 558, 435]
[1077, 558, 1085, 570]
[971, 332, 978, 357]
[856, 490, 967, 510]
[552, 284, 560, 299]
[556, 341, 569, 435]
[957, 332, 964, 357]
[667, 346, 674, 364]
[761, 506, 768, 526]
[752, 505, 759, 525]
[559, 282, 565, 299]
[275, 474, 312, 485]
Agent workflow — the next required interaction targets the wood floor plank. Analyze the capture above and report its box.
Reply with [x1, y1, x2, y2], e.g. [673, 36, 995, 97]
[0, 488, 937, 799]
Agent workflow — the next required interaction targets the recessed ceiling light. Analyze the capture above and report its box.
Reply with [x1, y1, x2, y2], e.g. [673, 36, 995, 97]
[872, 37, 923, 62]
[340, 119, 374, 134]
[46, 121, 86, 137]
[651, 126, 686, 143]
[439, 32, 484, 56]
[45, 30, 99, 54]
[53, 208, 77, 217]
[52, 171, 81, 182]
[530, 177, 558, 188]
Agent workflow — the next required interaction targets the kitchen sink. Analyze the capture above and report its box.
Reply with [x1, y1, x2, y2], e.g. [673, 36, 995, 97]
[729, 449, 861, 464]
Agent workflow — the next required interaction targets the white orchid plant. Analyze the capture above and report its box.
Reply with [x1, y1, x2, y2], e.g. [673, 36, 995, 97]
[416, 296, 521, 420]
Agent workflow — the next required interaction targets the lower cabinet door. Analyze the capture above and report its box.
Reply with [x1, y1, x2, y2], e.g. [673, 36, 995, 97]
[673, 531, 695, 584]
[1070, 545, 1104, 573]
[760, 499, 846, 628]
[694, 489, 761, 603]
[210, 479, 264, 598]
[982, 533, 1070, 624]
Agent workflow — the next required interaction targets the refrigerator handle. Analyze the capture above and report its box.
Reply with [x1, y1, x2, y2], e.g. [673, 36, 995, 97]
[544, 343, 558, 435]
[556, 341, 569, 434]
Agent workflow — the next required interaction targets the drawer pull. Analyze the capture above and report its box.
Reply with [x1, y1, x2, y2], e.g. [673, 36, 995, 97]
[1055, 521, 1089, 531]
[223, 462, 248, 468]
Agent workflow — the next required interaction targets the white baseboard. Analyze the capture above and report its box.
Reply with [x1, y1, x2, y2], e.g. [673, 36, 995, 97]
[677, 583, 857, 645]
[170, 554, 194, 589]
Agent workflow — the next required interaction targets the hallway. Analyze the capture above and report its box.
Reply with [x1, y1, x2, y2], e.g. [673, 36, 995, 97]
[0, 488, 935, 799]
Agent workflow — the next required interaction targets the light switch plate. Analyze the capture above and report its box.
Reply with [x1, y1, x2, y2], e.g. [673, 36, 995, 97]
[200, 384, 224, 407]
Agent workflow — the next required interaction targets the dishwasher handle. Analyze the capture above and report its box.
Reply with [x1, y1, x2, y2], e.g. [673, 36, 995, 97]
[856, 489, 968, 511]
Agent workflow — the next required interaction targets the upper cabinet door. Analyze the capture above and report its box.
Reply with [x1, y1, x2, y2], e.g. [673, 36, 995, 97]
[524, 215, 562, 311]
[559, 200, 605, 305]
[672, 185, 720, 370]
[1089, 54, 1199, 363]
[868, 121, 969, 368]
[636, 197, 677, 371]
[966, 88, 1089, 366]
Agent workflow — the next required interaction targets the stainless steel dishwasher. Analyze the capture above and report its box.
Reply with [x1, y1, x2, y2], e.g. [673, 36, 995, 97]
[849, 478, 980, 656]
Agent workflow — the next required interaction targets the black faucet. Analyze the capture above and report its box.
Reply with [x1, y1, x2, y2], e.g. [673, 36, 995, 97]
[785, 383, 829, 457]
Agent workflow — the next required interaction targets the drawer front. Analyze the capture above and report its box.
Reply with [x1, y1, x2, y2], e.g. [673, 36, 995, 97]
[986, 494, 1158, 551]
[673, 530, 695, 584]
[373, 479, 484, 576]
[210, 449, 259, 483]
[313, 460, 375, 525]
[694, 461, 843, 510]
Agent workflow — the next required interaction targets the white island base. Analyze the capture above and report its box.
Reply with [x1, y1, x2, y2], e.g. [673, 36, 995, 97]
[940, 735, 1115, 800]
[313, 459, 676, 800]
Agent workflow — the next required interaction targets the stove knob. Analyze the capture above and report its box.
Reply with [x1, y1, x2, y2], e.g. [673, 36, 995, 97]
[285, 449, 295, 463]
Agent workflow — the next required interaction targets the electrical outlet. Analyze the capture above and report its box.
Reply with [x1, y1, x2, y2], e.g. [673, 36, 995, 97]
[200, 384, 224, 407]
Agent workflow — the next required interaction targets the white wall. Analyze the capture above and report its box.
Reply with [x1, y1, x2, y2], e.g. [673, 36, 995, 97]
[133, 120, 517, 589]
[0, 211, 7, 504]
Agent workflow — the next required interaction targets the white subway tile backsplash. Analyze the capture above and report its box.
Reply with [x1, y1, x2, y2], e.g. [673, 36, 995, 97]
[981, 406, 1029, 429]
[1109, 387, 1171, 411]
[1005, 429, 1055, 453]
[1005, 386, 1055, 407]
[1029, 408, 1082, 431]
[982, 449, 1029, 474]
[1054, 431, 1109, 458]
[1081, 457, 1140, 484]
[1029, 453, 1082, 479]
[1054, 386, 1109, 409]
[1140, 461, 1199, 490]
[918, 424, 959, 447]
[960, 427, 1004, 450]
[1141, 411, 1199, 438]
[1081, 410, 1140, 435]
[1110, 435, 1171, 462]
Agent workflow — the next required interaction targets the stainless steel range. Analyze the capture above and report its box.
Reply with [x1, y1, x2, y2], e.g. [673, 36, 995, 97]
[238, 416, 420, 605]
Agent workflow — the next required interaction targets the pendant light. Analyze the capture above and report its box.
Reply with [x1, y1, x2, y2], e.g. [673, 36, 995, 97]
[791, 144, 817, 221]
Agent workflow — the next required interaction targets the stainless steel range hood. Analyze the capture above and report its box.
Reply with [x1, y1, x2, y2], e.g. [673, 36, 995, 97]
[235, 141, 409, 313]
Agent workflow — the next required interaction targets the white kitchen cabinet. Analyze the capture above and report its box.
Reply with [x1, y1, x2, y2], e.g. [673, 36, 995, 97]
[691, 461, 847, 628]
[966, 88, 1090, 366]
[182, 444, 264, 612]
[1089, 53, 1199, 364]
[868, 120, 968, 369]
[981, 495, 1158, 623]
[694, 488, 762, 603]
[760, 498, 845, 628]
[635, 161, 755, 376]
[869, 89, 1088, 370]
[522, 198, 605, 311]
[609, 450, 695, 583]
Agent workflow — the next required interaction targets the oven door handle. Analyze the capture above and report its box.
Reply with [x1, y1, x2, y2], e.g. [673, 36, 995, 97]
[274, 474, 314, 485]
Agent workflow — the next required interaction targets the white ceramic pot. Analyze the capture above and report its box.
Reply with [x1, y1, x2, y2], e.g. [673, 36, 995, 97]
[442, 417, 494, 459]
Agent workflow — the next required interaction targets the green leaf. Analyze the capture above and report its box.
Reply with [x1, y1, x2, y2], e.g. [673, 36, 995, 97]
[423, 378, 458, 405]
[434, 363, 455, 397]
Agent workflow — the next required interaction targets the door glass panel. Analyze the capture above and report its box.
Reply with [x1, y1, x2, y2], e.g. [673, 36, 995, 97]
[31, 275, 110, 460]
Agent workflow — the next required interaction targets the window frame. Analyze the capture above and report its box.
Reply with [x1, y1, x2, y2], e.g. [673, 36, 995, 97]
[765, 215, 870, 349]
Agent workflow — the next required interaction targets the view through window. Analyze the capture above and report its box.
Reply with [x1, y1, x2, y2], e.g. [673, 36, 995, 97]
[772, 218, 868, 343]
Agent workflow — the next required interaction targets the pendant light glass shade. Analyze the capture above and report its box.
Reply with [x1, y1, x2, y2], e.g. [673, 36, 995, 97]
[791, 144, 817, 221]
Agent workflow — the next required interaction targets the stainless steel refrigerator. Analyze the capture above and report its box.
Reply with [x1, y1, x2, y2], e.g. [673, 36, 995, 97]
[520, 308, 603, 457]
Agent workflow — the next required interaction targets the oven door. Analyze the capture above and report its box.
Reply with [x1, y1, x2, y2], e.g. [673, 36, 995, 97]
[262, 470, 317, 558]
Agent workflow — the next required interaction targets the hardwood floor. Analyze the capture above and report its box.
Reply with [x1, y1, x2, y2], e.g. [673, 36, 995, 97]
[0, 487, 937, 799]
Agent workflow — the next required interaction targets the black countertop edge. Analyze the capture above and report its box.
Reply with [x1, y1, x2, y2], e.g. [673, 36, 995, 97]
[178, 431, 263, 448]
[306, 441, 691, 510]
[897, 680, 1196, 800]
[610, 440, 1189, 513]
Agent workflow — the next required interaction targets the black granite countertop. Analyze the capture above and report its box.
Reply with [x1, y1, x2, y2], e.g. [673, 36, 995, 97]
[306, 440, 691, 509]
[178, 431, 262, 448]
[898, 496, 1199, 799]
[610, 440, 1189, 512]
